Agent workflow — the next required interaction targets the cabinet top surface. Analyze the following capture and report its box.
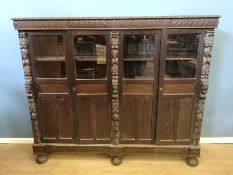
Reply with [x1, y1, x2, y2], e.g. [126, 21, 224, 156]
[13, 16, 220, 30]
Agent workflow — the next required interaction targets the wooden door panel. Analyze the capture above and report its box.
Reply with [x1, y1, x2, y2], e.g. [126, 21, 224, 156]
[77, 95, 110, 143]
[123, 84, 153, 94]
[158, 98, 176, 141]
[39, 96, 74, 143]
[163, 82, 195, 94]
[137, 97, 153, 140]
[121, 96, 153, 143]
[57, 97, 74, 139]
[122, 97, 136, 140]
[40, 97, 57, 140]
[157, 97, 193, 144]
[77, 97, 93, 140]
[121, 31, 160, 144]
[77, 84, 107, 94]
[176, 98, 193, 140]
[95, 96, 109, 140]
[38, 83, 68, 93]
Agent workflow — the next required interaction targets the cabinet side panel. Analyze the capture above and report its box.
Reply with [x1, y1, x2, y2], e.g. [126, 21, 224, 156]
[39, 97, 57, 139]
[77, 97, 93, 140]
[176, 98, 193, 140]
[95, 96, 110, 140]
[158, 98, 175, 141]
[121, 96, 136, 140]
[57, 97, 74, 139]
[137, 96, 153, 140]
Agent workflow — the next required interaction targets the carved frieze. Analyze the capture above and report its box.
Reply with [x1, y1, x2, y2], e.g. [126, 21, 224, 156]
[13, 16, 219, 30]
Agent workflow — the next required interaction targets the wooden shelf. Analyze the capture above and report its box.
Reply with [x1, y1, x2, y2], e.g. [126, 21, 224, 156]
[167, 40, 178, 44]
[35, 56, 65, 61]
[167, 48, 197, 51]
[124, 77, 154, 80]
[124, 56, 154, 61]
[180, 60, 197, 68]
[75, 55, 97, 60]
[166, 57, 196, 61]
[75, 56, 106, 61]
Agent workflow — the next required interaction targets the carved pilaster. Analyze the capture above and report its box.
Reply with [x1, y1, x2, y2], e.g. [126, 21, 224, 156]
[110, 32, 120, 145]
[192, 29, 215, 145]
[19, 31, 41, 144]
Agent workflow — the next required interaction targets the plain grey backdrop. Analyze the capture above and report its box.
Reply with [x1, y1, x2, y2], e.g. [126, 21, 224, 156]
[0, 0, 233, 138]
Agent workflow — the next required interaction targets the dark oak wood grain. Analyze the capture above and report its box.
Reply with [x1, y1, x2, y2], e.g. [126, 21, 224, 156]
[14, 16, 219, 166]
[39, 96, 74, 143]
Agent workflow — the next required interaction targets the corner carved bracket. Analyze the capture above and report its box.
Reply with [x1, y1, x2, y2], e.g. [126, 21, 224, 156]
[192, 29, 215, 145]
[110, 32, 120, 145]
[18, 31, 41, 144]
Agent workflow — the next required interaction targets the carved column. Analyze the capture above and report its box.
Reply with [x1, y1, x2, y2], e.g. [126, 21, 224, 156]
[192, 29, 215, 145]
[110, 32, 120, 145]
[18, 32, 41, 144]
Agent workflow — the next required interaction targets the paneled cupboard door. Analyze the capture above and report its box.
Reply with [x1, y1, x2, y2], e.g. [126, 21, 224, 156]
[70, 31, 111, 144]
[29, 32, 75, 143]
[120, 31, 161, 144]
[156, 29, 204, 145]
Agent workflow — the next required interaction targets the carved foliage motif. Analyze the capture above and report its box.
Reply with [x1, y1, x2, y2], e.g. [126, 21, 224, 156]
[19, 31, 41, 144]
[192, 29, 215, 145]
[110, 32, 120, 145]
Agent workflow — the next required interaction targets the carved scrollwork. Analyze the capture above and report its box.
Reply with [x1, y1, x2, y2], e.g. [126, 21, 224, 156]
[18, 31, 41, 144]
[192, 29, 215, 145]
[110, 32, 120, 145]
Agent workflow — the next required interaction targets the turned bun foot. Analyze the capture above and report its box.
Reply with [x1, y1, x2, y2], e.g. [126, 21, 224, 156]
[111, 156, 122, 166]
[36, 153, 48, 164]
[186, 157, 198, 167]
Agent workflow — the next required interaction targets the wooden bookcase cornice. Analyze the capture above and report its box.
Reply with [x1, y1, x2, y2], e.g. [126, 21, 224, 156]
[12, 16, 220, 30]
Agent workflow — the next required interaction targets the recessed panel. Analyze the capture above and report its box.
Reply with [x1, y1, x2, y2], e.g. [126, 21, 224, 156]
[163, 82, 195, 94]
[76, 83, 107, 94]
[123, 83, 153, 94]
[38, 83, 68, 93]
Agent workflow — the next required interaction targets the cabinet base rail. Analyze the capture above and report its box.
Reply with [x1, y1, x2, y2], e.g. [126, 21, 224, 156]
[33, 143, 200, 167]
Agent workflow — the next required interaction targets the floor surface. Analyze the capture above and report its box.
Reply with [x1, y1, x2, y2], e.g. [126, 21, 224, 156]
[0, 144, 232, 175]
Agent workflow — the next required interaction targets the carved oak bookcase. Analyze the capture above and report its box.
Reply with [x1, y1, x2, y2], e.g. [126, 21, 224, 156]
[13, 16, 219, 167]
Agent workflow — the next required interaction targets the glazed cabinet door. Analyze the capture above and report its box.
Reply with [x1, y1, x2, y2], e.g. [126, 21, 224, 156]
[156, 29, 204, 145]
[29, 32, 75, 143]
[120, 31, 161, 144]
[70, 31, 111, 143]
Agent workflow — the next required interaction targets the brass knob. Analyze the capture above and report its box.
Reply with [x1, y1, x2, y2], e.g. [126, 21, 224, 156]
[159, 87, 163, 91]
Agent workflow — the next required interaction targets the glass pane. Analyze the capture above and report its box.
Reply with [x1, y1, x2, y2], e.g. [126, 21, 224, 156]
[73, 35, 106, 79]
[124, 61, 154, 79]
[31, 35, 66, 78]
[165, 60, 197, 78]
[165, 33, 199, 79]
[124, 34, 155, 79]
[167, 34, 199, 58]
